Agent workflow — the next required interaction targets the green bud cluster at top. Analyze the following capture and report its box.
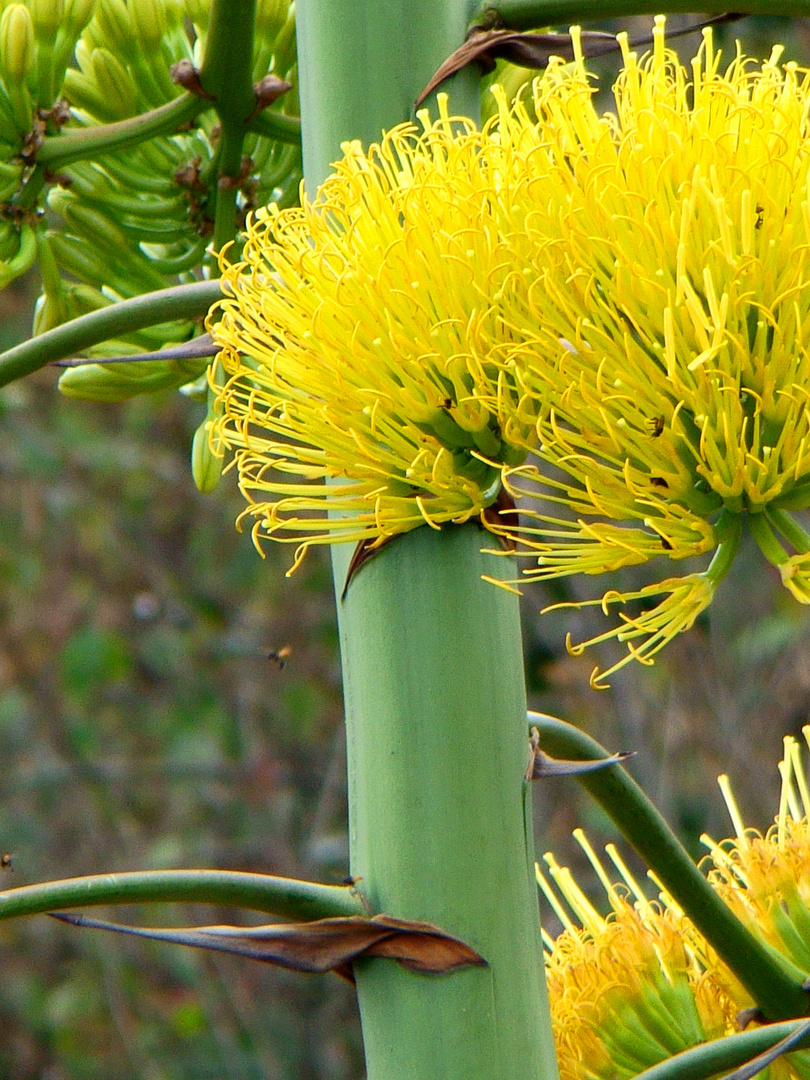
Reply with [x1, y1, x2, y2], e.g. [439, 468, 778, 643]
[0, 0, 301, 404]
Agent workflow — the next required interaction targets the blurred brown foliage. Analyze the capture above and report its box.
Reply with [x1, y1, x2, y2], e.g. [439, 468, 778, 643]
[2, 15, 810, 1079]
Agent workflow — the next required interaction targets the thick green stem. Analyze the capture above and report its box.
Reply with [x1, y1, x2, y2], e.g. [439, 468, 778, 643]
[0, 870, 363, 921]
[474, 0, 810, 28]
[334, 528, 558, 1080]
[297, 3, 559, 1076]
[0, 280, 222, 386]
[530, 713, 810, 1020]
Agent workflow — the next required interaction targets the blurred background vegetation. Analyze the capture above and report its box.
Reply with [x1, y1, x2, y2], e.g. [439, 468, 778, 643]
[2, 13, 810, 1079]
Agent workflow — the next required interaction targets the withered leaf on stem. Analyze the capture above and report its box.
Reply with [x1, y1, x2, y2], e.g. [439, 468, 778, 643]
[51, 912, 487, 983]
[415, 14, 743, 108]
[526, 725, 634, 781]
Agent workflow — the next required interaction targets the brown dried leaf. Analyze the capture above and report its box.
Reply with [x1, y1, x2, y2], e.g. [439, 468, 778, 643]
[415, 14, 743, 108]
[341, 536, 395, 599]
[50, 911, 486, 983]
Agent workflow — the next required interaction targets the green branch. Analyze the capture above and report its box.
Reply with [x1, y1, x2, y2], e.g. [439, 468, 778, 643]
[633, 1021, 810, 1080]
[37, 93, 207, 169]
[245, 109, 301, 144]
[0, 870, 365, 922]
[0, 279, 222, 387]
[529, 712, 810, 1021]
[474, 0, 810, 27]
[199, 0, 257, 251]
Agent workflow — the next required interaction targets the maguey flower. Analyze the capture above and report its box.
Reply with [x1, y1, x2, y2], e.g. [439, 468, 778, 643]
[212, 22, 810, 683]
[543, 733, 810, 1080]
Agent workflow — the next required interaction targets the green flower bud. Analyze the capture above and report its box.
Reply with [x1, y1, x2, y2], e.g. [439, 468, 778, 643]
[0, 221, 36, 286]
[183, 0, 209, 31]
[130, 0, 165, 49]
[0, 219, 19, 262]
[0, 5, 35, 85]
[0, 157, 22, 201]
[65, 282, 111, 317]
[59, 352, 208, 401]
[90, 45, 137, 117]
[63, 45, 137, 119]
[63, 0, 97, 35]
[92, 0, 133, 56]
[33, 280, 110, 336]
[255, 0, 288, 41]
[30, 0, 65, 38]
[271, 8, 296, 76]
[191, 419, 224, 494]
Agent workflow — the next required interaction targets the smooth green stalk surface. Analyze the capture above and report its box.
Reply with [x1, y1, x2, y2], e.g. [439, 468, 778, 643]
[530, 713, 810, 1020]
[334, 527, 559, 1080]
[477, 0, 810, 28]
[296, 0, 481, 188]
[0, 870, 364, 921]
[0, 280, 222, 387]
[298, 2, 560, 1076]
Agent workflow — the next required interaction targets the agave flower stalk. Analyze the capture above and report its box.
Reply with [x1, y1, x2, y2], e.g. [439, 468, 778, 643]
[289, 2, 558, 1078]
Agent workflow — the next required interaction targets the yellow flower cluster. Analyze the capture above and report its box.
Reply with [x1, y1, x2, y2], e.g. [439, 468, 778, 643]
[544, 733, 810, 1080]
[212, 23, 810, 682]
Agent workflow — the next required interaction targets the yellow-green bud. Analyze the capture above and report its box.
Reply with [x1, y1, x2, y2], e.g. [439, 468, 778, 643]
[191, 420, 224, 494]
[271, 8, 296, 76]
[66, 283, 111, 317]
[63, 0, 97, 35]
[93, 0, 133, 54]
[255, 0, 288, 40]
[0, 220, 19, 262]
[90, 46, 137, 117]
[58, 358, 181, 402]
[0, 221, 36, 286]
[130, 0, 165, 48]
[30, 0, 65, 37]
[32, 282, 108, 336]
[48, 188, 132, 254]
[0, 5, 35, 84]
[183, 0, 209, 31]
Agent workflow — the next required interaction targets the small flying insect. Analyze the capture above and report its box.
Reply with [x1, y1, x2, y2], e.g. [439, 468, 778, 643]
[755, 204, 764, 230]
[648, 416, 665, 438]
[267, 645, 292, 669]
[1, 853, 14, 871]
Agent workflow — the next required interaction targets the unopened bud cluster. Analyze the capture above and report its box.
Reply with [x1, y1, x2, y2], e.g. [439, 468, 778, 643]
[0, 0, 301, 416]
[46, 0, 300, 406]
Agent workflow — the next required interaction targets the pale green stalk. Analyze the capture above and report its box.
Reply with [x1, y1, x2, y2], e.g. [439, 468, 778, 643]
[296, 7, 559, 1076]
[476, 0, 810, 26]
[0, 869, 363, 921]
[0, 280, 222, 386]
